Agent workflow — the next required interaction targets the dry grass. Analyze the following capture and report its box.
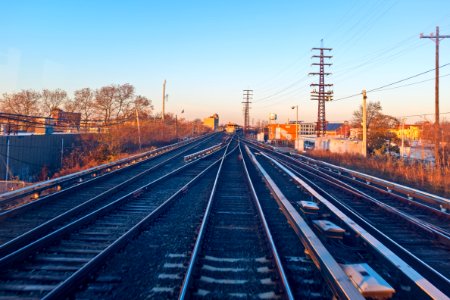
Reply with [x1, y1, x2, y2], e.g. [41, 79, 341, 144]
[305, 150, 449, 198]
[52, 119, 210, 178]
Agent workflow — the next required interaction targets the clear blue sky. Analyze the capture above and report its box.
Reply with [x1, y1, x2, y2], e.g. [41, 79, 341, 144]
[1, 0, 450, 125]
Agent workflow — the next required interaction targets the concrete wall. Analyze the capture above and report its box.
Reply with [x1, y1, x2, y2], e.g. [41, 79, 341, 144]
[0, 134, 81, 181]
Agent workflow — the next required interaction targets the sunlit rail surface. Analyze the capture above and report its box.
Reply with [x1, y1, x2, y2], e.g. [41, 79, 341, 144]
[0, 134, 447, 300]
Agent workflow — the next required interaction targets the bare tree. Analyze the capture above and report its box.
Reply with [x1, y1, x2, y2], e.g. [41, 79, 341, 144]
[352, 101, 382, 129]
[63, 100, 77, 113]
[0, 89, 41, 116]
[94, 84, 137, 124]
[41, 89, 67, 116]
[133, 95, 153, 118]
[95, 85, 117, 124]
[73, 88, 96, 123]
[115, 83, 134, 119]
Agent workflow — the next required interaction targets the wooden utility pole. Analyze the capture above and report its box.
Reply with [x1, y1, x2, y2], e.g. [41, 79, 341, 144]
[291, 105, 298, 148]
[135, 107, 142, 151]
[420, 26, 450, 165]
[162, 80, 166, 121]
[362, 90, 367, 157]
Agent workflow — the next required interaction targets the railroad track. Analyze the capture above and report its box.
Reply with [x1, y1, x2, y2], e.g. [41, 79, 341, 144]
[0, 133, 215, 211]
[273, 151, 450, 243]
[179, 141, 289, 298]
[244, 140, 449, 299]
[2, 136, 447, 299]
[74, 138, 347, 299]
[290, 153, 450, 237]
[73, 138, 238, 299]
[0, 133, 224, 257]
[292, 152, 450, 214]
[0, 136, 228, 299]
[246, 141, 450, 283]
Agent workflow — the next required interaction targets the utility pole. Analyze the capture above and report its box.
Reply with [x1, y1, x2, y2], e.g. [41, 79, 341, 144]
[162, 80, 166, 121]
[362, 90, 367, 157]
[310, 40, 333, 137]
[291, 105, 298, 148]
[401, 118, 406, 158]
[420, 26, 450, 165]
[135, 107, 142, 151]
[242, 90, 253, 135]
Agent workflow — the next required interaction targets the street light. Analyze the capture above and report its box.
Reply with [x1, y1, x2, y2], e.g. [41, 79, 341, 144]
[291, 105, 298, 148]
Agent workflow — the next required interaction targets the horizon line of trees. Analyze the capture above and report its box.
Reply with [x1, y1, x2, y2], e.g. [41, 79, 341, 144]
[0, 84, 153, 125]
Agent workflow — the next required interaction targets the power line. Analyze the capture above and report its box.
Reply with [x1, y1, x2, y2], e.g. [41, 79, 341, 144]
[372, 73, 450, 92]
[253, 75, 309, 103]
[368, 64, 450, 92]
[396, 111, 450, 119]
[333, 62, 450, 101]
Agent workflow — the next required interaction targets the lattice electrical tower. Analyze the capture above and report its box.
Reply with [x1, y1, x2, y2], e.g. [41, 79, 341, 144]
[242, 90, 253, 135]
[309, 42, 333, 137]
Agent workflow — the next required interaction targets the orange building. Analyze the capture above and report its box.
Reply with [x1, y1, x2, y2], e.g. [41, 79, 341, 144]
[267, 124, 297, 141]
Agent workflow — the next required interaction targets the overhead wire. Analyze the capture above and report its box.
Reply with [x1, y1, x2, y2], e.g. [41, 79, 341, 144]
[333, 62, 450, 101]
[371, 73, 450, 93]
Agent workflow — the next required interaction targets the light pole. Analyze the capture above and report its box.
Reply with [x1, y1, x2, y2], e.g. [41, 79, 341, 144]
[291, 105, 298, 148]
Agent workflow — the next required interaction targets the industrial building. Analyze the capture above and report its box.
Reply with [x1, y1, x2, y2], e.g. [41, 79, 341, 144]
[203, 114, 219, 131]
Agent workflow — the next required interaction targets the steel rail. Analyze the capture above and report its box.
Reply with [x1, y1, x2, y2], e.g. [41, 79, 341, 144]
[238, 142, 294, 300]
[247, 139, 449, 212]
[0, 141, 227, 271]
[41, 141, 229, 300]
[0, 132, 215, 208]
[257, 148, 450, 292]
[251, 144, 450, 286]
[283, 156, 450, 242]
[256, 149, 449, 299]
[246, 140, 450, 241]
[0, 142, 227, 258]
[293, 153, 450, 218]
[177, 138, 237, 299]
[0, 134, 218, 222]
[295, 151, 450, 211]
[244, 144, 364, 300]
[184, 143, 223, 162]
